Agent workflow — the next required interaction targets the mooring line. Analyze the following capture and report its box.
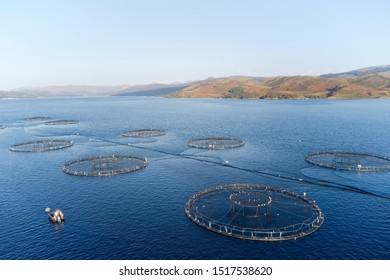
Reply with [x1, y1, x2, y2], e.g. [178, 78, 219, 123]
[54, 133, 390, 200]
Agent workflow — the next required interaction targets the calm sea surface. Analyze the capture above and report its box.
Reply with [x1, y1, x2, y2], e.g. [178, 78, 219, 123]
[0, 97, 389, 260]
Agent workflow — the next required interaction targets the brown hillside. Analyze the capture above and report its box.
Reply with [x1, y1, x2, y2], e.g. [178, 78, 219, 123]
[351, 74, 390, 89]
[168, 74, 390, 99]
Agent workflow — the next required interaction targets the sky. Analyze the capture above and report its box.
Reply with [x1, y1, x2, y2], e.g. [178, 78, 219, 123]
[0, 0, 389, 90]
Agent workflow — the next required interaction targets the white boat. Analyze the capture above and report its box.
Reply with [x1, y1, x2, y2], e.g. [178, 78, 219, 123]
[45, 208, 65, 223]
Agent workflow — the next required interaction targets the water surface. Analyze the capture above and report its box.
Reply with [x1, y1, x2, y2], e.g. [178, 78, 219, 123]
[0, 97, 389, 259]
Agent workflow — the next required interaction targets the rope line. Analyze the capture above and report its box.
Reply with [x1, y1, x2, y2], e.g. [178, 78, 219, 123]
[36, 132, 390, 200]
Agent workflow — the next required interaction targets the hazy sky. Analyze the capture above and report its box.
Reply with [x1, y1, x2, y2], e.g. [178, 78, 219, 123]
[1, 0, 389, 90]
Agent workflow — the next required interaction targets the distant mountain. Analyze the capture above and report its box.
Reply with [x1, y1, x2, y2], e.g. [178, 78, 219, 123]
[320, 65, 390, 78]
[2, 65, 390, 100]
[1, 85, 128, 98]
[115, 85, 189, 97]
[11, 85, 129, 95]
[113, 82, 194, 96]
[0, 83, 190, 99]
[168, 74, 390, 99]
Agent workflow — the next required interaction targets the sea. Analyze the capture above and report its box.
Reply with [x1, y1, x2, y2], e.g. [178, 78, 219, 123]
[0, 96, 389, 260]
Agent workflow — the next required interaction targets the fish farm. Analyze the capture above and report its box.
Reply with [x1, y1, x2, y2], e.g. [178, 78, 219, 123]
[45, 120, 79, 125]
[63, 155, 148, 177]
[187, 137, 245, 150]
[121, 129, 166, 138]
[185, 184, 324, 241]
[305, 150, 390, 172]
[9, 140, 74, 152]
[24, 117, 52, 121]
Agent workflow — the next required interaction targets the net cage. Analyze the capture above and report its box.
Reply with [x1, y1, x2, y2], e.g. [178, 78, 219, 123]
[305, 151, 390, 172]
[9, 140, 74, 152]
[185, 184, 324, 241]
[121, 129, 166, 138]
[45, 120, 79, 125]
[0, 125, 5, 129]
[187, 137, 245, 150]
[63, 155, 148, 177]
[24, 117, 52, 121]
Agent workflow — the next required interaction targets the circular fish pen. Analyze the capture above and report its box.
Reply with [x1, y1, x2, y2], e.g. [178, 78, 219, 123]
[306, 151, 390, 172]
[63, 155, 148, 177]
[24, 117, 52, 121]
[45, 120, 79, 125]
[187, 137, 245, 150]
[121, 129, 166, 138]
[9, 140, 74, 152]
[185, 184, 324, 241]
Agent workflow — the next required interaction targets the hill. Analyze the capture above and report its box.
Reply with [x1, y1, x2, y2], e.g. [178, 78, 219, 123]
[168, 74, 390, 99]
[2, 65, 390, 99]
[1, 85, 128, 98]
[0, 83, 191, 99]
[114, 84, 190, 96]
[320, 65, 390, 78]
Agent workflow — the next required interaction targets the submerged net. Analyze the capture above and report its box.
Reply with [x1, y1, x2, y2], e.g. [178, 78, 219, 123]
[306, 151, 390, 172]
[187, 137, 245, 150]
[63, 155, 148, 177]
[185, 184, 324, 241]
[45, 120, 79, 125]
[24, 117, 52, 121]
[9, 140, 74, 152]
[122, 129, 166, 138]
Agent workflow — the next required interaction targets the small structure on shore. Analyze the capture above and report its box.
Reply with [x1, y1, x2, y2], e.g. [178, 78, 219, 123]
[9, 140, 74, 152]
[63, 154, 148, 177]
[306, 150, 390, 172]
[185, 184, 324, 241]
[187, 137, 245, 150]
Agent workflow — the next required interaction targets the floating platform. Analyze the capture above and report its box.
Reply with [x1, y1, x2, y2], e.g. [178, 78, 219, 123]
[306, 150, 390, 172]
[24, 117, 52, 121]
[9, 140, 74, 152]
[45, 120, 79, 125]
[185, 184, 324, 241]
[121, 129, 166, 138]
[63, 154, 148, 177]
[187, 137, 245, 150]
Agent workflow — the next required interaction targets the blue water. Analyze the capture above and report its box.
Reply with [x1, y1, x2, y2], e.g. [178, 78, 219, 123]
[0, 97, 389, 260]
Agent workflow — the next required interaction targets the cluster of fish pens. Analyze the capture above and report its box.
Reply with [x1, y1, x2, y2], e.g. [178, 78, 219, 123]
[4, 116, 390, 241]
